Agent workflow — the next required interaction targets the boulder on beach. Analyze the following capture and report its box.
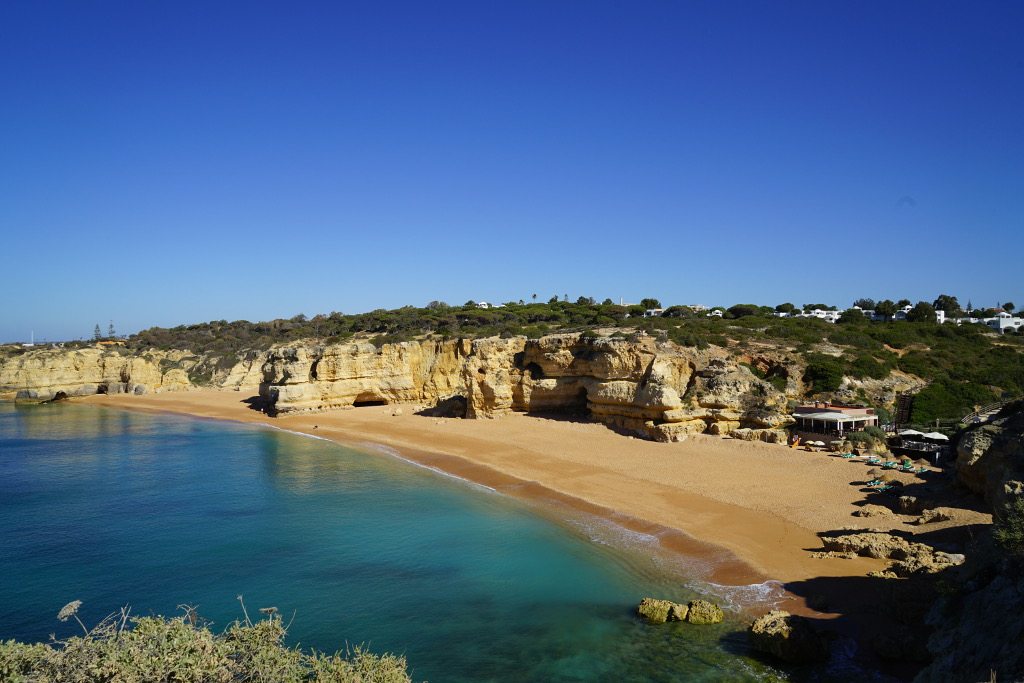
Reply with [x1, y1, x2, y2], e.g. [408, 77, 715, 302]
[749, 610, 829, 664]
[636, 597, 688, 624]
[685, 599, 723, 624]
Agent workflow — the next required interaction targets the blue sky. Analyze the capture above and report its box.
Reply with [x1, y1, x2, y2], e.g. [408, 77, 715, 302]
[2, 1, 1021, 342]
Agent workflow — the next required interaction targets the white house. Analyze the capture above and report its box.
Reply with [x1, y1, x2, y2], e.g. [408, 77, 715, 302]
[476, 301, 491, 309]
[707, 309, 724, 318]
[798, 308, 842, 323]
[642, 308, 665, 318]
[893, 304, 914, 321]
[982, 311, 1024, 333]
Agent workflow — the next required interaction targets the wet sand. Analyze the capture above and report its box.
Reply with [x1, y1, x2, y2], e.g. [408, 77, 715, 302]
[83, 388, 910, 616]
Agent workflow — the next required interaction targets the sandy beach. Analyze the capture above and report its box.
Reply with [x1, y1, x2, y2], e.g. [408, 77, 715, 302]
[83, 388, 925, 610]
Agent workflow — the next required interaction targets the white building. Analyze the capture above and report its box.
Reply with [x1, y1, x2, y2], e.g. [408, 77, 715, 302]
[798, 308, 842, 323]
[642, 308, 665, 318]
[978, 313, 1019, 333]
[707, 309, 724, 317]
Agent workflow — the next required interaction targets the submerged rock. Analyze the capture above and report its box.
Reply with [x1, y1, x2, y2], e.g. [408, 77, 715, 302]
[685, 599, 724, 624]
[750, 611, 829, 664]
[636, 597, 688, 623]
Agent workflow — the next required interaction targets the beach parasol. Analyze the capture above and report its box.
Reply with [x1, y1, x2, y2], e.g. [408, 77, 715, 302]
[923, 432, 949, 441]
[898, 429, 924, 437]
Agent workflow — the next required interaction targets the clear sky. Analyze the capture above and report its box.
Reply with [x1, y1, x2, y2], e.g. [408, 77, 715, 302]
[2, 1, 1021, 342]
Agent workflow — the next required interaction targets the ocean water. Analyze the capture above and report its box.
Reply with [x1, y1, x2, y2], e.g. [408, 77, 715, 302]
[0, 402, 788, 682]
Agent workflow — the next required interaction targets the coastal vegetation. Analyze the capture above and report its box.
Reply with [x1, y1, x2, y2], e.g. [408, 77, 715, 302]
[114, 298, 1024, 425]
[0, 601, 411, 683]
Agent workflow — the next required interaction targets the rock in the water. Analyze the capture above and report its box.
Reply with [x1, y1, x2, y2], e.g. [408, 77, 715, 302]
[686, 599, 724, 624]
[749, 610, 829, 664]
[636, 597, 688, 623]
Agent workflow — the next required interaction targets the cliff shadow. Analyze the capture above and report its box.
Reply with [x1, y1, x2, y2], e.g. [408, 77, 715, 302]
[241, 395, 273, 415]
[715, 518, 992, 680]
[845, 465, 991, 517]
[415, 395, 468, 418]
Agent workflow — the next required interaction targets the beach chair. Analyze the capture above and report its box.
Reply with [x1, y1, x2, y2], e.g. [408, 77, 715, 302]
[882, 461, 897, 470]
[840, 453, 855, 459]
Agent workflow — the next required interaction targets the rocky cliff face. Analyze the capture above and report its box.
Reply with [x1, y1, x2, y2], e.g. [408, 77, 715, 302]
[955, 401, 1024, 508]
[910, 403, 1024, 682]
[0, 346, 198, 400]
[259, 333, 795, 441]
[0, 333, 801, 441]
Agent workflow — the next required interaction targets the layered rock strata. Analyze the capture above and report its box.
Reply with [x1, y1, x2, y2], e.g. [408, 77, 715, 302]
[0, 347, 198, 400]
[258, 334, 795, 441]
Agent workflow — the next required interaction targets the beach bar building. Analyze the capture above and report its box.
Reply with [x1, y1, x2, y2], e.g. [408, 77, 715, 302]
[791, 402, 878, 437]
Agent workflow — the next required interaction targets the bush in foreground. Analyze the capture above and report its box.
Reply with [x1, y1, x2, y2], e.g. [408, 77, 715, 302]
[0, 600, 411, 683]
[995, 496, 1024, 559]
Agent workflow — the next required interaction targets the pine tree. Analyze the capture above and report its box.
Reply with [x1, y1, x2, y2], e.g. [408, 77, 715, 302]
[108, 321, 116, 338]
[93, 324, 101, 341]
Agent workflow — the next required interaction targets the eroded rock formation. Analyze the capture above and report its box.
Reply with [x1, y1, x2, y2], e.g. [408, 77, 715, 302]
[749, 610, 829, 664]
[258, 334, 795, 441]
[0, 346, 199, 400]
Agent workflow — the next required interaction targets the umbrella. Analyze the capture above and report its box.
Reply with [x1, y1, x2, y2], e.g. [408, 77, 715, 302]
[923, 432, 949, 441]
[899, 429, 924, 437]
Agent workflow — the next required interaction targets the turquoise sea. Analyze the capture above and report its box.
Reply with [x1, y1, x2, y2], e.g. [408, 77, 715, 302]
[0, 402, 801, 681]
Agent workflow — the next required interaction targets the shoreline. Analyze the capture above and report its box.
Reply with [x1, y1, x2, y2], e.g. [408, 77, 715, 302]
[70, 388, 902, 617]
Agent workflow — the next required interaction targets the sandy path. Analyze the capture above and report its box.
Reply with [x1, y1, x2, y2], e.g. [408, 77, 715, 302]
[85, 389, 902, 602]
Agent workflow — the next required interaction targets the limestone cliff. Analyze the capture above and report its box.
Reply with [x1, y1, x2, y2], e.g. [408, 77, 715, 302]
[910, 403, 1024, 682]
[258, 333, 795, 441]
[0, 346, 200, 400]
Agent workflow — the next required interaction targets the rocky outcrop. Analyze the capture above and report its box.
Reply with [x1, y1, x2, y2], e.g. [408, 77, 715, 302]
[636, 598, 688, 623]
[635, 598, 723, 625]
[0, 346, 198, 400]
[911, 403, 1024, 681]
[956, 402, 1024, 508]
[749, 611, 829, 664]
[684, 599, 724, 624]
[259, 334, 795, 442]
[818, 531, 966, 578]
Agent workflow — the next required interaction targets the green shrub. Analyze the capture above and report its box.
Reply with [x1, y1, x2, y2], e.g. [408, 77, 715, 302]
[910, 379, 998, 425]
[994, 496, 1024, 558]
[0, 602, 411, 683]
[803, 354, 845, 393]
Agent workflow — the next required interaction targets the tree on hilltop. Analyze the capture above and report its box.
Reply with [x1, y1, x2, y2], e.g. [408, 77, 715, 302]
[640, 298, 662, 309]
[897, 299, 912, 308]
[906, 301, 937, 323]
[838, 309, 869, 325]
[775, 302, 796, 313]
[875, 300, 897, 320]
[726, 304, 760, 318]
[602, 298, 614, 306]
[93, 324, 101, 341]
[1005, 302, 1016, 313]
[853, 298, 875, 310]
[108, 321, 116, 338]
[932, 294, 962, 315]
